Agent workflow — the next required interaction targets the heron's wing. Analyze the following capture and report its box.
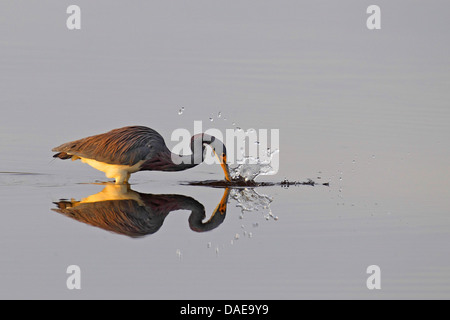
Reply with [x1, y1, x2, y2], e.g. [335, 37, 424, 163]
[52, 126, 166, 165]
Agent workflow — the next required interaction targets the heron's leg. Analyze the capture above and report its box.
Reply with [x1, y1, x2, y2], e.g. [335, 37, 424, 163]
[114, 173, 125, 184]
[114, 172, 130, 185]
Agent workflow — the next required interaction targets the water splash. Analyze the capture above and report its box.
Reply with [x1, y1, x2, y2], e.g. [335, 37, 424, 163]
[230, 148, 279, 181]
[230, 187, 272, 211]
[221, 126, 280, 181]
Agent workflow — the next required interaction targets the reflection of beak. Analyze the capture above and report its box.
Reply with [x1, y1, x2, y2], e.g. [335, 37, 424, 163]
[213, 188, 230, 216]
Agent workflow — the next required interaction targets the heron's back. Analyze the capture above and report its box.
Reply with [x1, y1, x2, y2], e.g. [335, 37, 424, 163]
[52, 126, 166, 166]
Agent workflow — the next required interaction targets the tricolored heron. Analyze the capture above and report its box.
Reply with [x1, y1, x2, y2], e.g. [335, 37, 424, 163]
[52, 126, 231, 184]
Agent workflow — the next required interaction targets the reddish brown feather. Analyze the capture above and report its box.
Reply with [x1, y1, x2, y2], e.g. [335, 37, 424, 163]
[52, 126, 165, 165]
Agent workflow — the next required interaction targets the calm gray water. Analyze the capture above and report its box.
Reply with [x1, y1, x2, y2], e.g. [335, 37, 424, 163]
[1, 1, 449, 299]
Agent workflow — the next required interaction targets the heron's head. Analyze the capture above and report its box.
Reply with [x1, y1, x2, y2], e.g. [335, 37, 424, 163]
[191, 133, 231, 182]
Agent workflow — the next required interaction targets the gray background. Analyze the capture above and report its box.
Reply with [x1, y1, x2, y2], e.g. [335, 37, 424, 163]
[0, 1, 449, 299]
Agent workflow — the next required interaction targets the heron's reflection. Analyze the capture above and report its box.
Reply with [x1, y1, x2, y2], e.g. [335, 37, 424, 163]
[52, 184, 230, 238]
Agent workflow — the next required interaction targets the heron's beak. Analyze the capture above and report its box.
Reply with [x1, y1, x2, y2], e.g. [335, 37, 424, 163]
[221, 158, 231, 182]
[215, 152, 231, 182]
[206, 137, 231, 182]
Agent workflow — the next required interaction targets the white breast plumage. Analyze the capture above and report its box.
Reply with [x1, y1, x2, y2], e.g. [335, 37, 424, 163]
[79, 157, 145, 184]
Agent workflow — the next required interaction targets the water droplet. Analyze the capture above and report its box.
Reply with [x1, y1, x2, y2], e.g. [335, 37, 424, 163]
[232, 122, 236, 126]
[207, 242, 211, 248]
[217, 112, 222, 118]
[234, 233, 240, 240]
[178, 107, 184, 115]
[176, 249, 182, 259]
[352, 160, 356, 164]
[209, 117, 214, 122]
[248, 232, 253, 238]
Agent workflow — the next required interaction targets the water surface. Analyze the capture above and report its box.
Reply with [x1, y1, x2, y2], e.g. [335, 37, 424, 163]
[0, 1, 449, 299]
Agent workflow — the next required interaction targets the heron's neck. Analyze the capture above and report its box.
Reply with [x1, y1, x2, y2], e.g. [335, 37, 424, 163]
[170, 153, 201, 171]
[142, 149, 202, 172]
